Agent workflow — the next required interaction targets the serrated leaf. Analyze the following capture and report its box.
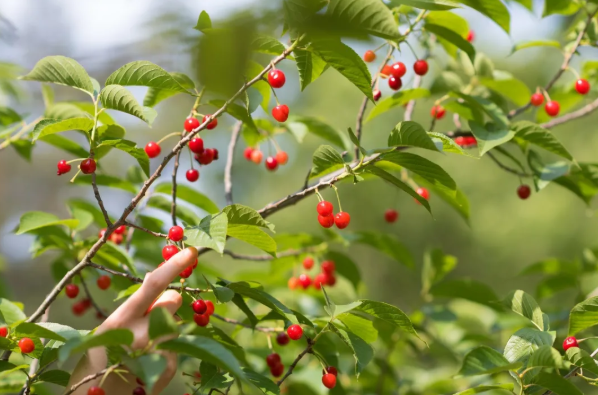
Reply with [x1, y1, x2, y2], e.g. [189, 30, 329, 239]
[58, 329, 134, 361]
[453, 384, 515, 395]
[387, 121, 439, 152]
[458, 0, 510, 33]
[154, 183, 219, 214]
[352, 299, 421, 341]
[96, 139, 150, 177]
[503, 328, 556, 367]
[568, 296, 598, 335]
[566, 347, 598, 375]
[451, 92, 508, 127]
[511, 40, 561, 53]
[20, 56, 94, 95]
[326, 0, 400, 39]
[512, 121, 572, 160]
[425, 24, 475, 63]
[431, 279, 498, 308]
[31, 118, 94, 142]
[413, 174, 470, 224]
[310, 145, 345, 179]
[251, 35, 287, 56]
[527, 346, 563, 369]
[0, 107, 21, 126]
[45, 102, 114, 125]
[185, 213, 228, 254]
[144, 72, 195, 108]
[329, 322, 373, 377]
[480, 75, 532, 106]
[16, 212, 79, 235]
[294, 49, 329, 91]
[100, 85, 151, 123]
[337, 312, 378, 343]
[388, 0, 460, 10]
[502, 290, 545, 330]
[458, 346, 522, 376]
[428, 132, 470, 156]
[469, 121, 515, 156]
[36, 370, 70, 387]
[208, 100, 256, 131]
[227, 282, 295, 322]
[366, 166, 432, 212]
[243, 368, 280, 395]
[378, 151, 456, 193]
[532, 371, 583, 395]
[367, 88, 431, 122]
[222, 204, 272, 229]
[73, 175, 136, 194]
[40, 134, 89, 158]
[227, 226, 277, 257]
[13, 322, 66, 342]
[321, 286, 336, 317]
[106, 61, 190, 94]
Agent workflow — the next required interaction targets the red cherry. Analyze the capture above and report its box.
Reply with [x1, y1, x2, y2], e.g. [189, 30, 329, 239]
[110, 233, 123, 245]
[244, 147, 254, 160]
[189, 137, 205, 154]
[576, 79, 590, 95]
[98, 228, 107, 238]
[270, 362, 284, 377]
[288, 277, 300, 290]
[334, 212, 351, 229]
[322, 373, 337, 389]
[179, 266, 193, 279]
[530, 93, 544, 106]
[114, 225, 126, 235]
[162, 245, 179, 260]
[195, 149, 215, 165]
[56, 160, 71, 175]
[211, 148, 217, 161]
[303, 257, 314, 270]
[318, 214, 335, 228]
[65, 284, 79, 299]
[363, 50, 376, 62]
[133, 387, 146, 395]
[313, 273, 328, 290]
[144, 142, 161, 158]
[72, 301, 86, 316]
[168, 226, 184, 241]
[193, 258, 198, 269]
[390, 62, 407, 78]
[205, 300, 215, 316]
[184, 117, 200, 132]
[299, 274, 312, 289]
[82, 299, 92, 309]
[276, 332, 290, 346]
[192, 300, 207, 315]
[287, 324, 303, 340]
[563, 336, 579, 351]
[545, 101, 560, 117]
[97, 275, 111, 290]
[517, 185, 531, 200]
[194, 313, 210, 327]
[381, 64, 393, 78]
[321, 260, 335, 274]
[275, 151, 288, 165]
[18, 338, 35, 354]
[202, 115, 218, 130]
[266, 353, 281, 368]
[464, 136, 477, 146]
[317, 201, 334, 216]
[88, 387, 106, 395]
[467, 30, 475, 42]
[454, 136, 466, 146]
[268, 69, 286, 88]
[417, 187, 430, 200]
[272, 105, 290, 122]
[80, 158, 96, 174]
[265, 157, 278, 171]
[388, 76, 402, 91]
[413, 60, 429, 76]
[186, 169, 199, 182]
[385, 209, 398, 223]
[251, 150, 263, 164]
[325, 366, 338, 376]
[431, 105, 446, 119]
[326, 274, 336, 286]
[0, 327, 7, 338]
[373, 89, 381, 101]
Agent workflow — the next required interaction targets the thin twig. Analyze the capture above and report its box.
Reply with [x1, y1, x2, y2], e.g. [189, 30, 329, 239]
[222, 245, 324, 261]
[540, 97, 598, 128]
[486, 151, 532, 178]
[124, 221, 167, 238]
[224, 121, 242, 205]
[277, 338, 316, 386]
[171, 149, 182, 226]
[211, 313, 280, 333]
[63, 364, 121, 395]
[91, 171, 112, 228]
[0, 117, 41, 151]
[78, 273, 107, 319]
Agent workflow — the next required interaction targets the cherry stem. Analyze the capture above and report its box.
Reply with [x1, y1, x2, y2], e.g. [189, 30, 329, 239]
[187, 145, 195, 170]
[270, 84, 281, 105]
[266, 334, 273, 350]
[404, 40, 420, 60]
[157, 132, 183, 145]
[541, 88, 552, 102]
[269, 136, 282, 152]
[191, 87, 206, 115]
[69, 169, 82, 183]
[373, 42, 388, 53]
[66, 158, 86, 164]
[315, 189, 324, 202]
[566, 66, 582, 80]
[331, 184, 342, 212]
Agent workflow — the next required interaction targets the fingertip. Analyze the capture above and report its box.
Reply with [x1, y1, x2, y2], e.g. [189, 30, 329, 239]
[186, 246, 198, 257]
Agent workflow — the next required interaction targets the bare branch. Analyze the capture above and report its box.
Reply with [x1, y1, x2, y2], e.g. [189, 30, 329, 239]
[91, 172, 112, 228]
[63, 364, 122, 395]
[224, 121, 242, 205]
[171, 149, 182, 226]
[540, 97, 598, 129]
[276, 338, 316, 386]
[222, 245, 324, 261]
[78, 273, 107, 319]
[124, 221, 167, 238]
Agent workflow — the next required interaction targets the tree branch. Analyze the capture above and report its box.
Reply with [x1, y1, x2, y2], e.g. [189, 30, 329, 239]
[221, 245, 324, 261]
[540, 97, 598, 129]
[91, 172, 112, 228]
[276, 338, 316, 386]
[171, 149, 182, 226]
[224, 121, 242, 206]
[63, 364, 122, 395]
[78, 273, 107, 319]
[124, 221, 167, 238]
[486, 151, 532, 178]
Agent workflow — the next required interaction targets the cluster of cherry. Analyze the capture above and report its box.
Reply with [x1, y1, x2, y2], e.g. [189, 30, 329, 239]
[160, 226, 198, 279]
[530, 78, 591, 117]
[316, 201, 350, 229]
[99, 224, 127, 245]
[87, 379, 147, 395]
[288, 258, 337, 290]
[0, 327, 36, 356]
[56, 158, 96, 176]
[243, 147, 289, 172]
[65, 274, 111, 317]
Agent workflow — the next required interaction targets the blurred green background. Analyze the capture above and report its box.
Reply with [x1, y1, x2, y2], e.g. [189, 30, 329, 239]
[1, 0, 598, 393]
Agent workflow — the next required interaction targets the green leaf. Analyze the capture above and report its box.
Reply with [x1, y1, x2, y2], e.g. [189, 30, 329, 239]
[366, 166, 432, 212]
[310, 38, 373, 101]
[194, 11, 212, 32]
[251, 35, 287, 56]
[387, 121, 439, 152]
[36, 370, 71, 387]
[377, 151, 456, 192]
[431, 71, 464, 94]
[326, 0, 400, 39]
[388, 0, 460, 10]
[527, 346, 563, 369]
[287, 116, 347, 148]
[227, 282, 294, 322]
[457, 0, 510, 33]
[59, 329, 134, 361]
[512, 40, 561, 54]
[45, 102, 115, 125]
[20, 56, 94, 95]
[413, 174, 470, 224]
[568, 296, 598, 335]
[366, 88, 430, 122]
[31, 118, 94, 142]
[502, 290, 545, 330]
[480, 75, 532, 106]
[158, 335, 244, 379]
[232, 294, 259, 329]
[208, 100, 256, 131]
[543, 0, 580, 17]
[310, 145, 345, 179]
[154, 183, 219, 214]
[451, 92, 508, 127]
[337, 312, 378, 343]
[321, 286, 336, 317]
[128, 354, 167, 394]
[293, 49, 329, 91]
[204, 278, 234, 303]
[16, 211, 79, 235]
[555, 164, 598, 205]
[469, 121, 515, 156]
[532, 371, 583, 395]
[11, 140, 33, 162]
[422, 248, 457, 295]
[242, 368, 280, 395]
[458, 346, 522, 376]
[0, 299, 26, 325]
[453, 384, 515, 395]
[347, 127, 366, 156]
[185, 213, 229, 254]
[147, 196, 200, 225]
[100, 85, 152, 123]
[503, 328, 556, 367]
[106, 61, 191, 94]
[40, 134, 89, 158]
[566, 347, 598, 375]
[425, 10, 468, 36]
[353, 299, 421, 340]
[0, 361, 28, 376]
[425, 24, 475, 63]
[511, 121, 572, 160]
[430, 279, 498, 308]
[13, 322, 66, 342]
[96, 139, 150, 177]
[227, 226, 277, 256]
[149, 307, 178, 340]
[144, 72, 195, 108]
[329, 323, 373, 377]
[222, 204, 272, 230]
[0, 107, 21, 126]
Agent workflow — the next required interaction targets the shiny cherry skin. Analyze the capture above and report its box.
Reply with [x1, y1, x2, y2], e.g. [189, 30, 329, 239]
[385, 209, 398, 223]
[251, 150, 263, 164]
[268, 69, 286, 88]
[390, 62, 407, 78]
[265, 157, 278, 171]
[373, 89, 381, 101]
[276, 332, 290, 346]
[576, 79, 590, 95]
[298, 274, 312, 289]
[563, 336, 579, 351]
[272, 105, 290, 122]
[205, 300, 215, 315]
[275, 151, 288, 165]
[303, 257, 314, 270]
[145, 142, 161, 158]
[517, 185, 531, 200]
[334, 212, 351, 229]
[318, 214, 335, 228]
[413, 59, 429, 76]
[80, 158, 96, 174]
[162, 245, 179, 260]
[321, 260, 335, 274]
[87, 387, 105, 395]
[322, 373, 337, 389]
[194, 313, 210, 327]
[287, 324, 303, 340]
[363, 50, 376, 62]
[244, 147, 254, 160]
[192, 300, 207, 315]
[317, 201, 334, 216]
[388, 76, 402, 91]
[431, 105, 446, 119]
[18, 338, 35, 354]
[545, 101, 560, 117]
[189, 137, 204, 154]
[530, 93, 544, 106]
[203, 115, 218, 130]
[57, 160, 71, 175]
[168, 226, 184, 241]
[65, 284, 79, 298]
[186, 169, 199, 182]
[97, 275, 111, 290]
[184, 117, 200, 132]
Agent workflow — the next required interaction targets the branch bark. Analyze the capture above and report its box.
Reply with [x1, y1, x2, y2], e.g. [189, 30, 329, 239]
[171, 149, 182, 226]
[224, 121, 242, 205]
[276, 338, 316, 386]
[63, 364, 121, 395]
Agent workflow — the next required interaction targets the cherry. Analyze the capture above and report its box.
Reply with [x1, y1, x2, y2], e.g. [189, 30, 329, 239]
[430, 105, 446, 119]
[417, 187, 430, 200]
[205, 300, 215, 316]
[251, 150, 263, 164]
[265, 156, 278, 171]
[576, 79, 590, 95]
[88, 387, 106, 395]
[334, 212, 351, 229]
[385, 209, 398, 223]
[57, 160, 71, 175]
[194, 313, 210, 327]
[65, 284, 80, 298]
[303, 257, 314, 270]
[136, 378, 145, 386]
[454, 136, 466, 146]
[133, 387, 146, 395]
[169, 226, 184, 241]
[464, 136, 477, 146]
[563, 336, 579, 351]
[373, 89, 381, 101]
[517, 185, 531, 200]
[97, 275, 111, 290]
[194, 372, 202, 380]
[390, 62, 407, 78]
[270, 363, 284, 377]
[318, 214, 335, 228]
[530, 93, 544, 106]
[288, 277, 300, 290]
[321, 260, 335, 274]
[193, 258, 198, 269]
[80, 158, 97, 174]
[268, 69, 286, 88]
[275, 151, 288, 165]
[184, 117, 200, 132]
[467, 30, 475, 42]
[276, 332, 290, 346]
[114, 225, 126, 235]
[287, 324, 303, 340]
[162, 245, 179, 260]
[327, 274, 336, 286]
[202, 115, 218, 130]
[322, 373, 337, 389]
[244, 147, 254, 160]
[72, 301, 87, 316]
[266, 353, 281, 367]
[186, 169, 199, 182]
[110, 233, 123, 245]
[18, 338, 35, 354]
[272, 105, 290, 122]
[363, 50, 376, 62]
[99, 228, 107, 238]
[317, 201, 334, 216]
[195, 149, 215, 165]
[413, 60, 429, 76]
[545, 101, 560, 117]
[313, 273, 327, 290]
[192, 299, 207, 315]
[144, 142, 161, 158]
[299, 274, 312, 289]
[381, 64, 393, 78]
[82, 299, 92, 309]
[0, 327, 7, 338]
[189, 137, 205, 154]
[179, 266, 193, 279]
[388, 76, 402, 91]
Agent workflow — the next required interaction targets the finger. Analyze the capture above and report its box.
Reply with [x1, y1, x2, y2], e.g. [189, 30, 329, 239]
[123, 247, 197, 314]
[149, 290, 182, 316]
